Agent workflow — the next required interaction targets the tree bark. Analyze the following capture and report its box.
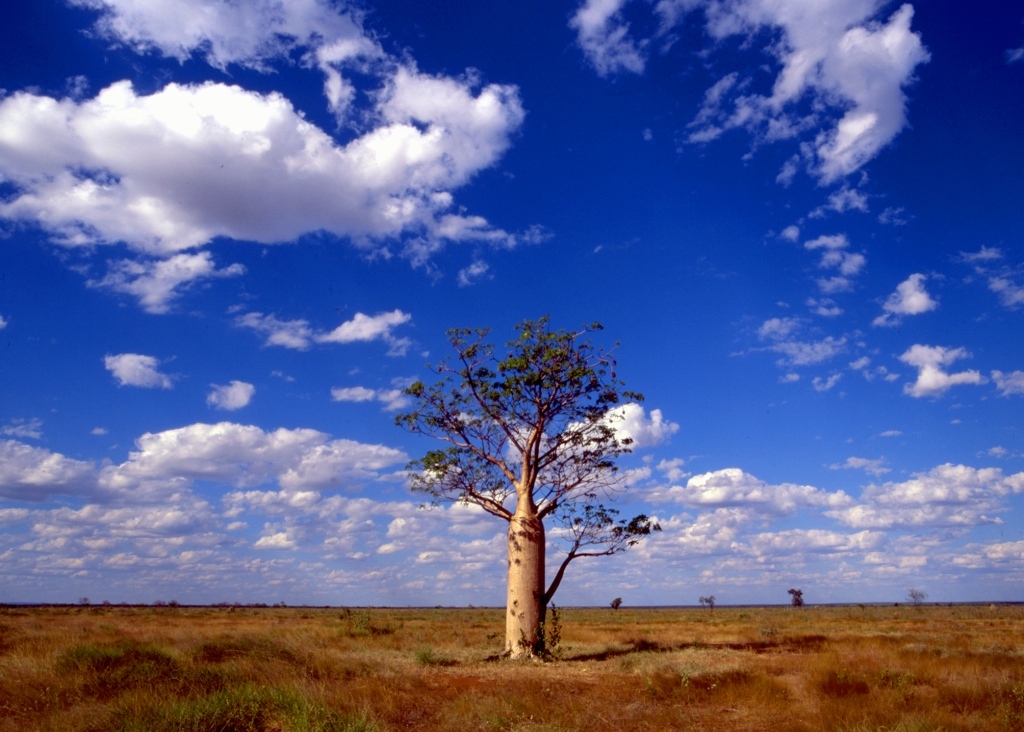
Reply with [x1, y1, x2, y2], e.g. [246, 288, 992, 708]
[504, 506, 545, 658]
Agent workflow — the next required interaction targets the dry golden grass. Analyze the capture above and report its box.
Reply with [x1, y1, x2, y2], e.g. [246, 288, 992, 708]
[1, 603, 1022, 731]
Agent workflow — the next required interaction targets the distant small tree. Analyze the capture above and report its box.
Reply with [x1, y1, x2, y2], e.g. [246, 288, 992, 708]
[78, 597, 90, 606]
[788, 588, 804, 607]
[907, 588, 927, 607]
[610, 597, 623, 611]
[699, 595, 716, 611]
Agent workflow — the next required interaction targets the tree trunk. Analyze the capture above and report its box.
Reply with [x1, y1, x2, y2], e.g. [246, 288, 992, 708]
[504, 506, 545, 658]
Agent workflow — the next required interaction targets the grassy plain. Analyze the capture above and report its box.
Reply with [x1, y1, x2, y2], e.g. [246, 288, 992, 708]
[1, 603, 1023, 731]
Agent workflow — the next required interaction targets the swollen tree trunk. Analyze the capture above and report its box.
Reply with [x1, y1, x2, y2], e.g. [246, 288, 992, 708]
[504, 506, 545, 658]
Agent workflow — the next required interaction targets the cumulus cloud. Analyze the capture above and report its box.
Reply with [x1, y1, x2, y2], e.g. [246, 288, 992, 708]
[0, 314, 7, 329]
[959, 246, 1003, 264]
[626, 0, 931, 183]
[104, 353, 174, 389]
[812, 373, 842, 392]
[827, 463, 1024, 529]
[654, 468, 853, 514]
[89, 252, 245, 314]
[755, 315, 846, 368]
[992, 370, 1024, 397]
[804, 234, 865, 293]
[236, 309, 412, 355]
[780, 225, 800, 242]
[69, 0, 379, 76]
[898, 345, 985, 398]
[99, 422, 407, 496]
[606, 403, 680, 448]
[807, 297, 843, 317]
[830, 456, 890, 477]
[0, 440, 98, 501]
[207, 381, 255, 411]
[0, 78, 523, 255]
[457, 259, 490, 287]
[331, 378, 415, 412]
[809, 187, 869, 218]
[873, 273, 937, 327]
[570, 0, 647, 76]
[1, 418, 44, 440]
[989, 276, 1024, 309]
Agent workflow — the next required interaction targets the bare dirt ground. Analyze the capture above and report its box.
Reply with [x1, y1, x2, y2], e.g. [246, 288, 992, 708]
[1, 603, 1022, 731]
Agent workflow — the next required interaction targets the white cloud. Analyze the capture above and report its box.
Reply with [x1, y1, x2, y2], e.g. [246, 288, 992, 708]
[457, 259, 490, 287]
[70, 0, 379, 76]
[316, 310, 411, 354]
[236, 309, 412, 355]
[0, 440, 98, 501]
[234, 312, 316, 350]
[104, 353, 174, 389]
[648, 0, 930, 182]
[0, 78, 523, 256]
[830, 456, 890, 477]
[0, 314, 7, 329]
[99, 422, 407, 495]
[804, 233, 865, 293]
[987, 446, 1009, 458]
[827, 463, 1024, 529]
[331, 378, 414, 412]
[89, 252, 245, 314]
[849, 356, 870, 371]
[758, 316, 802, 340]
[809, 187, 869, 218]
[570, 0, 647, 76]
[898, 345, 985, 398]
[755, 317, 846, 367]
[812, 373, 842, 392]
[1007, 47, 1024, 64]
[880, 430, 902, 437]
[1, 418, 44, 440]
[779, 372, 800, 383]
[877, 206, 907, 225]
[992, 370, 1024, 397]
[873, 273, 937, 327]
[254, 532, 296, 550]
[807, 297, 843, 317]
[959, 246, 1003, 263]
[656, 458, 688, 482]
[91, 427, 108, 436]
[207, 381, 255, 411]
[988, 276, 1024, 309]
[770, 337, 848, 368]
[779, 225, 800, 242]
[606, 403, 680, 448]
[655, 468, 852, 514]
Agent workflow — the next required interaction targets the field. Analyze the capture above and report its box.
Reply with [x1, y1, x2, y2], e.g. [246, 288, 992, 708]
[1, 603, 1023, 731]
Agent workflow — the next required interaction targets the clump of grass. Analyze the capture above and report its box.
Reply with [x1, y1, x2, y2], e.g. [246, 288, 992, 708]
[414, 646, 458, 667]
[339, 609, 400, 638]
[105, 685, 380, 732]
[191, 635, 298, 665]
[58, 641, 186, 699]
[819, 669, 870, 698]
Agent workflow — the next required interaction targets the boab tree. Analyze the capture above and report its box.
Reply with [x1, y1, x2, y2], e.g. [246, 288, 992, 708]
[397, 318, 660, 658]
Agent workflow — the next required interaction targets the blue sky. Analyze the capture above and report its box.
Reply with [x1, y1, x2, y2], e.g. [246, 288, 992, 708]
[1, 0, 1023, 607]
